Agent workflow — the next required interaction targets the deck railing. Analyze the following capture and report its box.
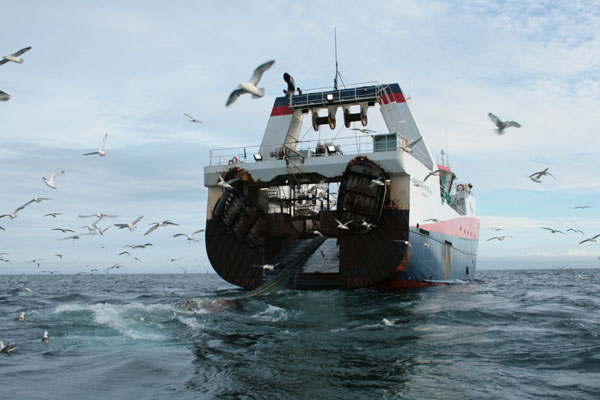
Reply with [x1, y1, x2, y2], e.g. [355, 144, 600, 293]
[209, 133, 428, 166]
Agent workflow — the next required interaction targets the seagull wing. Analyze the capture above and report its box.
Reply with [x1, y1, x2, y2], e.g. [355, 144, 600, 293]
[144, 224, 159, 236]
[408, 136, 423, 148]
[82, 151, 98, 156]
[114, 223, 128, 229]
[226, 88, 245, 107]
[488, 113, 501, 127]
[183, 113, 194, 120]
[249, 60, 275, 85]
[12, 46, 32, 57]
[173, 233, 186, 238]
[132, 215, 144, 226]
[505, 121, 521, 128]
[51, 171, 64, 179]
[192, 229, 205, 235]
[99, 133, 108, 151]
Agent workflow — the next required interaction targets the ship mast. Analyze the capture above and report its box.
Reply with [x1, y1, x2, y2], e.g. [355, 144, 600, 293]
[333, 27, 339, 90]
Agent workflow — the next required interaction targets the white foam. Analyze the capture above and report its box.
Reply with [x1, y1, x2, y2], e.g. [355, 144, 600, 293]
[53, 302, 171, 341]
[253, 304, 289, 321]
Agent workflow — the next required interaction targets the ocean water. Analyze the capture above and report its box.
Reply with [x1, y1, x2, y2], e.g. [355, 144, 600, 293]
[1, 269, 599, 399]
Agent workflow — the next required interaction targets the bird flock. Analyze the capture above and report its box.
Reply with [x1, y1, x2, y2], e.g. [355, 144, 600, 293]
[483, 113, 597, 258]
[1, 49, 282, 277]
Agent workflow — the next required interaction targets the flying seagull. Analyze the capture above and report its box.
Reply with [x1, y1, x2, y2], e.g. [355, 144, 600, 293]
[173, 229, 205, 241]
[0, 90, 10, 101]
[226, 60, 275, 107]
[579, 234, 600, 244]
[0, 202, 30, 219]
[0, 46, 32, 66]
[42, 170, 64, 189]
[361, 219, 377, 230]
[398, 136, 423, 153]
[566, 228, 584, 235]
[334, 218, 353, 230]
[217, 174, 234, 190]
[490, 227, 503, 231]
[488, 112, 521, 135]
[183, 113, 202, 123]
[574, 205, 591, 209]
[541, 227, 565, 234]
[144, 220, 179, 236]
[52, 227, 75, 233]
[486, 236, 513, 241]
[43, 212, 62, 218]
[529, 168, 555, 183]
[369, 177, 385, 188]
[79, 212, 116, 219]
[114, 216, 144, 232]
[352, 128, 376, 134]
[25, 197, 52, 206]
[83, 133, 108, 156]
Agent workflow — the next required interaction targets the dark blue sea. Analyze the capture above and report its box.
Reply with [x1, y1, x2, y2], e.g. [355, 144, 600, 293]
[1, 269, 599, 399]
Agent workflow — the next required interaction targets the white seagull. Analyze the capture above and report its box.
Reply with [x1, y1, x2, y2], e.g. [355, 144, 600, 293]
[217, 174, 235, 190]
[42, 170, 65, 189]
[0, 341, 16, 354]
[486, 236, 513, 241]
[41, 331, 50, 342]
[0, 202, 30, 219]
[0, 46, 32, 66]
[83, 133, 108, 157]
[15, 312, 25, 321]
[398, 136, 423, 153]
[488, 112, 521, 135]
[79, 212, 117, 219]
[574, 205, 591, 209]
[226, 60, 275, 107]
[97, 225, 111, 235]
[52, 227, 75, 233]
[579, 234, 600, 244]
[361, 219, 377, 230]
[173, 229, 205, 241]
[183, 113, 202, 123]
[334, 218, 353, 230]
[25, 197, 52, 206]
[352, 128, 376, 134]
[144, 220, 179, 236]
[0, 90, 10, 101]
[566, 228, 585, 235]
[43, 212, 62, 218]
[369, 177, 385, 188]
[529, 168, 555, 183]
[114, 216, 144, 232]
[541, 227, 565, 234]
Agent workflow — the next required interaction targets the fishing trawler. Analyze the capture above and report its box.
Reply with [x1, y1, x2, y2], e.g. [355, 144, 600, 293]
[203, 75, 479, 290]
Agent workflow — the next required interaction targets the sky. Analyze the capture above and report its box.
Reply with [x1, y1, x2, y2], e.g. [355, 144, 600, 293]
[1, 0, 600, 274]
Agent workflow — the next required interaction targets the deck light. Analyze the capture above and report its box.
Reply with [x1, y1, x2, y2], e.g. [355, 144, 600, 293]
[253, 153, 263, 161]
[326, 93, 334, 101]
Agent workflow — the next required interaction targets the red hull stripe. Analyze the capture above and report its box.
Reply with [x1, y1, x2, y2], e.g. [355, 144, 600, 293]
[270, 105, 294, 116]
[415, 217, 480, 240]
[379, 91, 406, 105]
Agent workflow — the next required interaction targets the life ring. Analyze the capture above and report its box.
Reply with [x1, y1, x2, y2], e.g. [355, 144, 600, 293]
[228, 156, 239, 165]
[456, 184, 464, 192]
